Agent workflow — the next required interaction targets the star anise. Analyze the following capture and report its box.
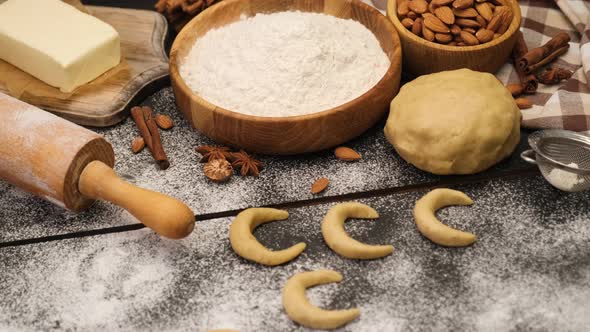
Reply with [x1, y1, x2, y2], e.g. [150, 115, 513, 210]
[195, 145, 232, 163]
[230, 150, 263, 176]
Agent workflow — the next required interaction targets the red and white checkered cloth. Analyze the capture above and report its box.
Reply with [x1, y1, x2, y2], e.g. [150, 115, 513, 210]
[365, 0, 590, 131]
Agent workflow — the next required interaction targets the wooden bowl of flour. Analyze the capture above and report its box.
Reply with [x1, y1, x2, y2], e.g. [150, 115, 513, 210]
[170, 0, 401, 155]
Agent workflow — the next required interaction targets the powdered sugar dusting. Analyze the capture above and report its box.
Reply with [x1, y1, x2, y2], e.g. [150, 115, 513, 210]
[2, 175, 590, 331]
[0, 87, 532, 241]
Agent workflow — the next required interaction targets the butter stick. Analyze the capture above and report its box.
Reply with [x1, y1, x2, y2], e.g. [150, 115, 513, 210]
[0, 0, 121, 93]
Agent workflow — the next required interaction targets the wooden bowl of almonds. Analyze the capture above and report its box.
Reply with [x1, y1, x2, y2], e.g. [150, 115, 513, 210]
[386, 0, 521, 76]
[170, 0, 401, 155]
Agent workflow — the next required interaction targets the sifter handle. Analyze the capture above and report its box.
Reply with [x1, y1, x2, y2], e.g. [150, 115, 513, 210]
[78, 161, 195, 239]
[520, 149, 538, 165]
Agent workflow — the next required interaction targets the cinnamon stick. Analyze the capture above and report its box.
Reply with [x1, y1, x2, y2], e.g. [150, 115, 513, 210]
[142, 106, 170, 170]
[130, 106, 153, 149]
[511, 31, 537, 94]
[526, 46, 569, 74]
[518, 32, 570, 74]
[130, 106, 170, 170]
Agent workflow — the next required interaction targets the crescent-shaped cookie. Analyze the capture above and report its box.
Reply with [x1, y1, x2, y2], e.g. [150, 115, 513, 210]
[282, 269, 360, 330]
[321, 202, 394, 259]
[413, 188, 476, 247]
[229, 208, 306, 266]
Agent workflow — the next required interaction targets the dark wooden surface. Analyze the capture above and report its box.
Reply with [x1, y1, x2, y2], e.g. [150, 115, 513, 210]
[1, 1, 589, 331]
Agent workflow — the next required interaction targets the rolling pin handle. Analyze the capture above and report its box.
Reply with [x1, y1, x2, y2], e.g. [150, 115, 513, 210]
[78, 161, 195, 239]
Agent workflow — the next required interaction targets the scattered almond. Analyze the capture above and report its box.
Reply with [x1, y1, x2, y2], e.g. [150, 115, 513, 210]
[155, 114, 174, 130]
[311, 177, 330, 194]
[334, 146, 362, 161]
[515, 97, 533, 109]
[507, 83, 524, 97]
[131, 137, 145, 154]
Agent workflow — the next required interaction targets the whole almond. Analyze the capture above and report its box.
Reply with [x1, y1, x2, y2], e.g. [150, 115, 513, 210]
[475, 2, 493, 21]
[434, 6, 455, 25]
[450, 24, 462, 35]
[422, 24, 436, 41]
[311, 177, 329, 194]
[407, 11, 418, 19]
[506, 83, 524, 97]
[515, 97, 533, 109]
[456, 18, 481, 28]
[460, 30, 480, 45]
[412, 17, 423, 35]
[131, 137, 145, 154]
[334, 147, 362, 161]
[475, 28, 494, 42]
[475, 14, 487, 28]
[397, 0, 410, 16]
[457, 42, 467, 46]
[452, 0, 473, 9]
[155, 114, 174, 130]
[463, 27, 476, 34]
[452, 7, 478, 17]
[435, 33, 453, 43]
[431, 0, 454, 6]
[487, 14, 501, 31]
[497, 8, 513, 34]
[448, 41, 458, 46]
[421, 12, 435, 19]
[424, 15, 450, 33]
[401, 17, 414, 29]
[408, 0, 428, 13]
[428, 2, 436, 14]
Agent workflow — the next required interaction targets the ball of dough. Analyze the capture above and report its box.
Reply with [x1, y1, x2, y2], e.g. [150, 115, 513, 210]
[384, 69, 520, 175]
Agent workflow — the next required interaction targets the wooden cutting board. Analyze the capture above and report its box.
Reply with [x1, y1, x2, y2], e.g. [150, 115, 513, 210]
[0, 5, 169, 127]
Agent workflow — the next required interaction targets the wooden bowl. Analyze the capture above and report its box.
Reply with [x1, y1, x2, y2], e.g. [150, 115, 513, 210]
[386, 0, 521, 76]
[170, 0, 401, 155]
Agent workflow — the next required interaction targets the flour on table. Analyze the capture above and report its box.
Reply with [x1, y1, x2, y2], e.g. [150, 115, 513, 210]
[180, 11, 390, 117]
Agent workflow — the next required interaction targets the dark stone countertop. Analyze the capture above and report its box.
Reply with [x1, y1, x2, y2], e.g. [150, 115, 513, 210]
[2, 175, 590, 331]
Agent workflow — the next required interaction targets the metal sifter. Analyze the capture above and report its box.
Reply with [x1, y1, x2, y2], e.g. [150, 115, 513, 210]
[521, 129, 590, 192]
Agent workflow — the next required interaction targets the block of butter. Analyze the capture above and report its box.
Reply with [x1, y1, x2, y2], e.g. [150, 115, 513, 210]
[0, 0, 121, 93]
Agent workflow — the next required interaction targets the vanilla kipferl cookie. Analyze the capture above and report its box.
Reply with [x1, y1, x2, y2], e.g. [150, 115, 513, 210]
[413, 188, 476, 247]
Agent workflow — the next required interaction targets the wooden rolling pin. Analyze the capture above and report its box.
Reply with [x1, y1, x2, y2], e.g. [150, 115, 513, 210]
[0, 92, 194, 239]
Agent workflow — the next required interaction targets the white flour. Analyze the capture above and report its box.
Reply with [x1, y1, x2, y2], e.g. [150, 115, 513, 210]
[546, 162, 584, 191]
[180, 11, 390, 117]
